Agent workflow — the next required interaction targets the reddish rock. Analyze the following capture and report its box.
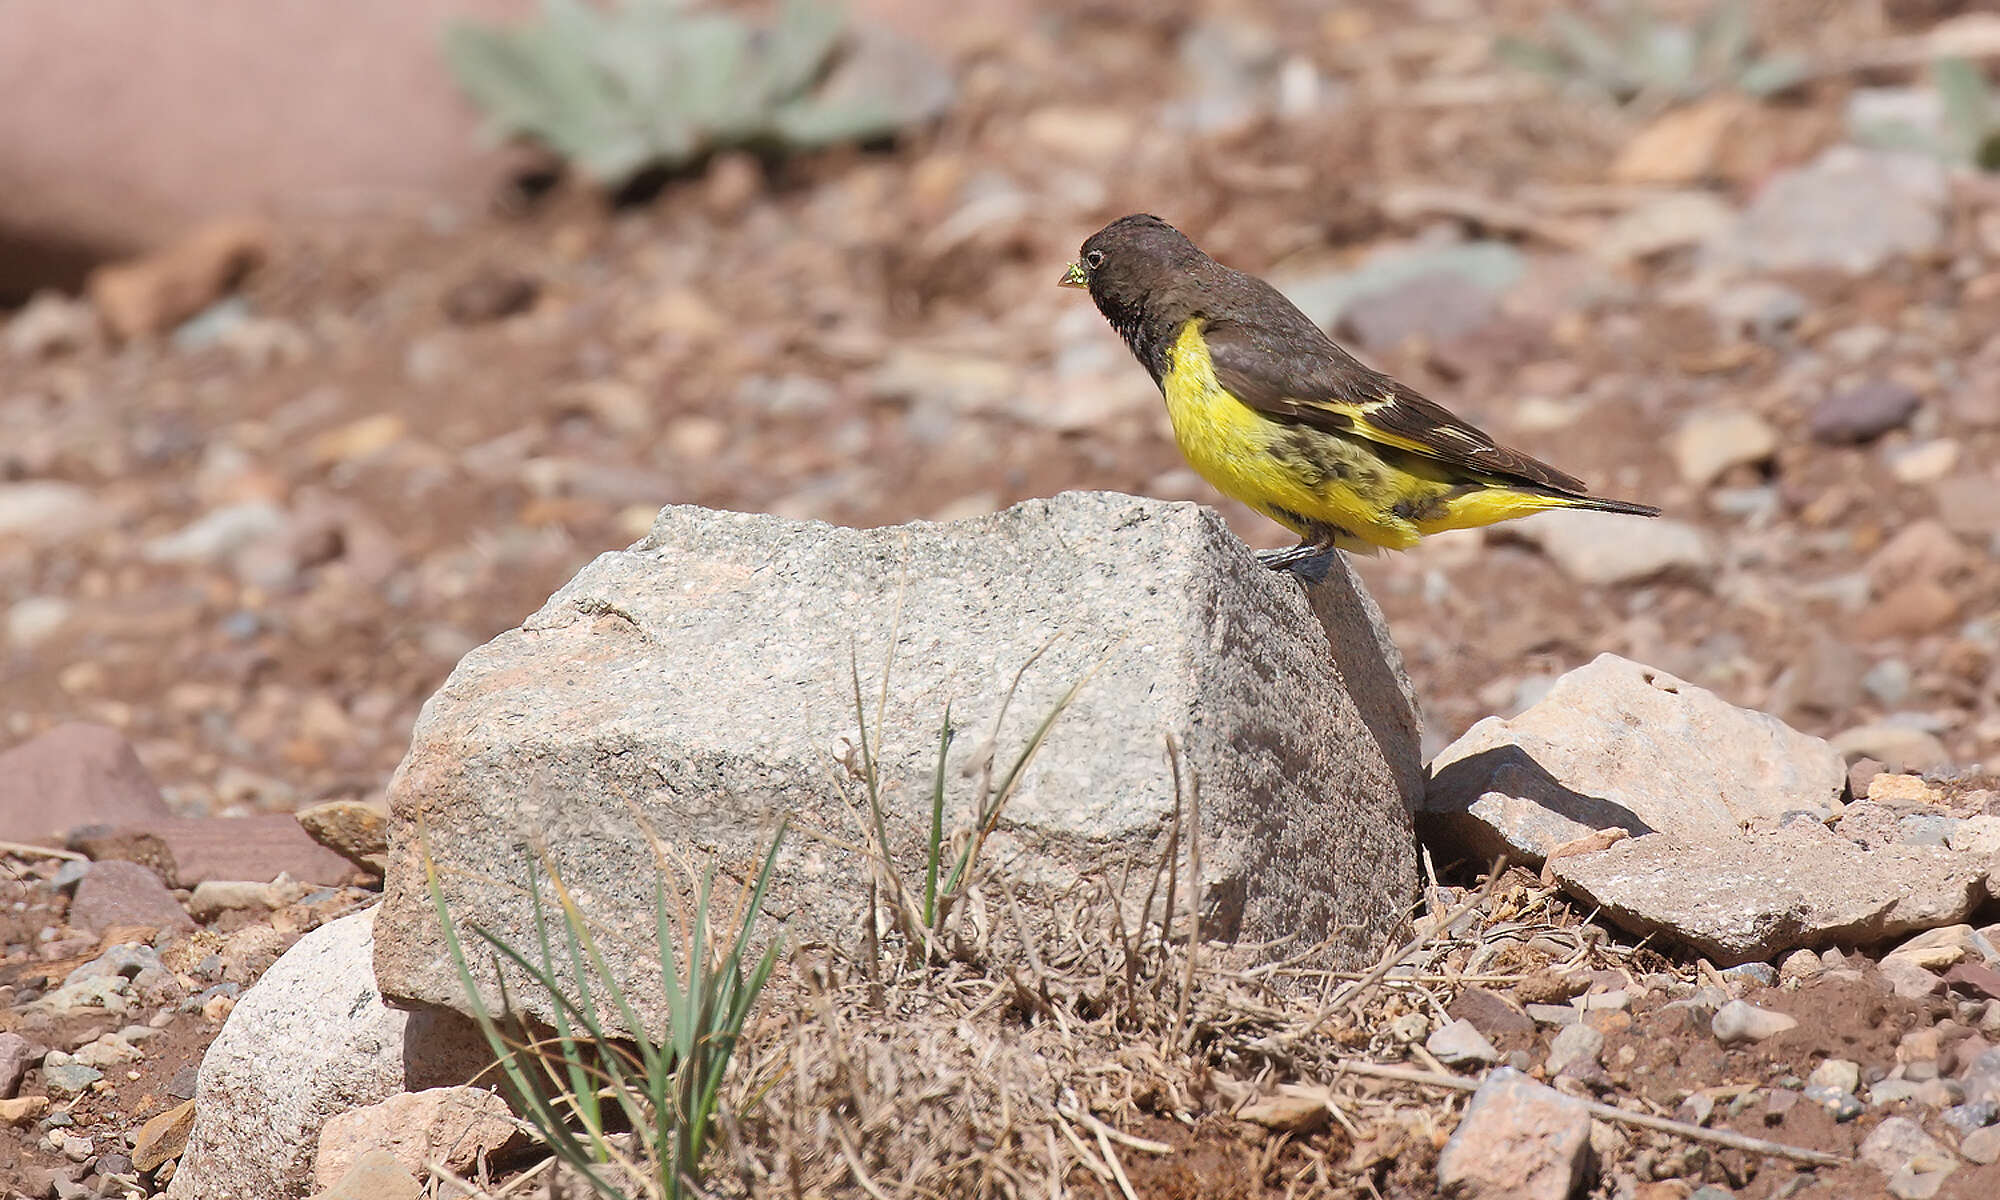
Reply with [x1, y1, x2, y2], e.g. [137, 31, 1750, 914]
[147, 816, 357, 887]
[1437, 1068, 1592, 1200]
[69, 861, 193, 935]
[0, 1033, 40, 1100]
[1447, 987, 1537, 1038]
[67, 827, 179, 887]
[88, 221, 269, 339]
[0, 0, 531, 299]
[1851, 580, 1960, 641]
[0, 724, 172, 845]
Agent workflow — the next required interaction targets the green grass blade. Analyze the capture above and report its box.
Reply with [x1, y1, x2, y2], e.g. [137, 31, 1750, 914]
[943, 658, 1091, 899]
[528, 873, 606, 1140]
[923, 703, 953, 928]
[427, 862, 624, 1196]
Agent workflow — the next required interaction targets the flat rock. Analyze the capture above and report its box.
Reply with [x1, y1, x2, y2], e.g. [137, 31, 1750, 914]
[312, 1086, 520, 1188]
[1424, 654, 1846, 867]
[307, 1150, 422, 1200]
[131, 1099, 195, 1172]
[1703, 146, 1948, 275]
[1508, 512, 1713, 587]
[1436, 1068, 1592, 1200]
[165, 909, 491, 1200]
[1549, 824, 1987, 964]
[187, 875, 308, 921]
[105, 815, 358, 886]
[69, 861, 192, 936]
[0, 724, 172, 844]
[376, 493, 1424, 1033]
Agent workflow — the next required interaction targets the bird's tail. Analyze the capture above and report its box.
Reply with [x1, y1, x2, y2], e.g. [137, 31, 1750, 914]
[1553, 494, 1661, 518]
[1418, 486, 1660, 538]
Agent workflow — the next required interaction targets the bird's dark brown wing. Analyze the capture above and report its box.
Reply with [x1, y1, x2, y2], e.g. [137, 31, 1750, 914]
[1198, 299, 1591, 496]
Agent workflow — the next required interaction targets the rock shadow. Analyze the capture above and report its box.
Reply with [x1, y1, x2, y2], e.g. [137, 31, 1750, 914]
[1424, 745, 1657, 843]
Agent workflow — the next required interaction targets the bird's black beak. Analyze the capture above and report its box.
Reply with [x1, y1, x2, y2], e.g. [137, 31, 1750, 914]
[1058, 260, 1088, 289]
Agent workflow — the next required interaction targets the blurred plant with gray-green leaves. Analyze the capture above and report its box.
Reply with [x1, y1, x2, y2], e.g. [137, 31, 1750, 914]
[443, 0, 952, 191]
[1495, 0, 1806, 111]
[1854, 58, 2000, 172]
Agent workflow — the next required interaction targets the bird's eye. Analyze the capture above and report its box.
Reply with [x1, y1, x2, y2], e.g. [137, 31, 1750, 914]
[1085, 249, 1105, 269]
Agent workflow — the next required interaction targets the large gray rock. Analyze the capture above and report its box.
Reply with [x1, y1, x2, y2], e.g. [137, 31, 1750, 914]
[167, 909, 489, 1200]
[1550, 825, 1988, 965]
[1424, 654, 1846, 866]
[376, 492, 1423, 1032]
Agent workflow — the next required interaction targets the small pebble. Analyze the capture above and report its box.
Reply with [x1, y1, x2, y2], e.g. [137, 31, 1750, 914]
[1778, 949, 1823, 986]
[1872, 1079, 1926, 1106]
[1721, 962, 1778, 989]
[1546, 1023, 1605, 1075]
[1804, 1083, 1865, 1121]
[1426, 1018, 1500, 1068]
[1711, 999, 1798, 1045]
[1524, 1003, 1580, 1027]
[1809, 1059, 1862, 1094]
[1942, 1100, 1997, 1134]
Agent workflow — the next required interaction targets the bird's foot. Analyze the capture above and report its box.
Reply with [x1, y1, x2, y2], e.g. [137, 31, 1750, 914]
[1256, 541, 1341, 576]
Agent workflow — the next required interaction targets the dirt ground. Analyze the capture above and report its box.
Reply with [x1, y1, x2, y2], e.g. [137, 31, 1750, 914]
[5, 0, 2000, 1195]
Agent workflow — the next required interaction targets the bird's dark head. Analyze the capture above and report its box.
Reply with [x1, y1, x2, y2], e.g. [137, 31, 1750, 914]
[1059, 215, 1206, 364]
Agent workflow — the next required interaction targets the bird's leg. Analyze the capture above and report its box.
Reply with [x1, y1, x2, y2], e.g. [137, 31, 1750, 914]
[1256, 539, 1341, 572]
[1255, 542, 1325, 569]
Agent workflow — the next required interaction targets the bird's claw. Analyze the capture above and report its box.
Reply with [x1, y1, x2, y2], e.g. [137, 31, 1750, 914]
[1256, 542, 1340, 577]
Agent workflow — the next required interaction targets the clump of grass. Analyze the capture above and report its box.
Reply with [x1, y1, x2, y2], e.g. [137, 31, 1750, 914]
[842, 635, 1094, 968]
[1494, 0, 1806, 111]
[426, 824, 786, 1200]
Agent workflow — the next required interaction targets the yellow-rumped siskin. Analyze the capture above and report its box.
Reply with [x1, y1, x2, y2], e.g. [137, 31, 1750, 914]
[1061, 214, 1659, 569]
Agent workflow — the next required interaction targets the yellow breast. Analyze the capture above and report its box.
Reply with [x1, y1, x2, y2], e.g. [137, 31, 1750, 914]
[1158, 320, 1397, 546]
[1159, 322, 1275, 496]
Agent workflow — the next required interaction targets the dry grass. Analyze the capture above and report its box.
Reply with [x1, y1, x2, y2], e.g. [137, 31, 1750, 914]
[441, 747, 1705, 1200]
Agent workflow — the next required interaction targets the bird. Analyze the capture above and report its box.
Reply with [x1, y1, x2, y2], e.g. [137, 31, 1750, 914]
[1059, 214, 1660, 569]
